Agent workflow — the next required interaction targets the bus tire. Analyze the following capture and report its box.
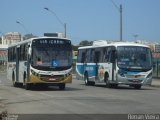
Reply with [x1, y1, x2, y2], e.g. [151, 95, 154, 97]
[59, 83, 65, 90]
[84, 72, 89, 85]
[23, 73, 31, 90]
[104, 73, 111, 88]
[134, 84, 141, 89]
[12, 72, 17, 87]
[24, 83, 31, 90]
[91, 81, 95, 86]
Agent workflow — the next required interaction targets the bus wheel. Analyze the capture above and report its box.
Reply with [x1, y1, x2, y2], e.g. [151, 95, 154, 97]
[91, 81, 95, 86]
[84, 73, 89, 85]
[104, 73, 111, 88]
[59, 83, 65, 90]
[24, 83, 31, 90]
[12, 72, 17, 87]
[23, 76, 30, 90]
[134, 85, 141, 89]
[106, 81, 111, 88]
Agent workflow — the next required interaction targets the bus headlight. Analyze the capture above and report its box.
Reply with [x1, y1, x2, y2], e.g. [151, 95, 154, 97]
[118, 69, 126, 77]
[31, 69, 36, 75]
[31, 69, 39, 76]
[65, 72, 71, 77]
[147, 72, 152, 78]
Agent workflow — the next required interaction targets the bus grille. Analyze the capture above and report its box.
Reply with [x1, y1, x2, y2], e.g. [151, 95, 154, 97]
[39, 74, 64, 82]
[125, 74, 145, 79]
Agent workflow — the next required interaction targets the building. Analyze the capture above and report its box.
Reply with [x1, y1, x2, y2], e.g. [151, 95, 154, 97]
[0, 45, 8, 65]
[2, 32, 22, 45]
[0, 32, 22, 65]
[155, 44, 160, 53]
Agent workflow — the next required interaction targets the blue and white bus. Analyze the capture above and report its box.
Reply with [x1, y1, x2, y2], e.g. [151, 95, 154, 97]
[76, 40, 153, 89]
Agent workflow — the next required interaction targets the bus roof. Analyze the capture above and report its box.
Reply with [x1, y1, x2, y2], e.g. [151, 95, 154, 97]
[78, 41, 150, 50]
[8, 36, 71, 48]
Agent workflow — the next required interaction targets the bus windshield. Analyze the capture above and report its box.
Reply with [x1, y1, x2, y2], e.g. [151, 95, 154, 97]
[31, 39, 72, 70]
[117, 46, 152, 71]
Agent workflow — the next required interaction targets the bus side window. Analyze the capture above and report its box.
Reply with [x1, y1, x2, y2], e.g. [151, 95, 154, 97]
[105, 54, 109, 62]
[103, 48, 109, 62]
[94, 51, 100, 63]
[90, 49, 95, 62]
[81, 52, 86, 63]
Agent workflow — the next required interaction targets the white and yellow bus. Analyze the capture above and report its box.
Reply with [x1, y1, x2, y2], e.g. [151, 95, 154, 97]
[76, 40, 153, 89]
[7, 36, 72, 90]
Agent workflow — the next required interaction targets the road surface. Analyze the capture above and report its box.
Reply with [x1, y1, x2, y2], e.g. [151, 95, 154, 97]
[0, 72, 160, 119]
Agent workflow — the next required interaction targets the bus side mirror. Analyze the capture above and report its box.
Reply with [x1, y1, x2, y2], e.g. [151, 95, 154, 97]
[27, 54, 31, 63]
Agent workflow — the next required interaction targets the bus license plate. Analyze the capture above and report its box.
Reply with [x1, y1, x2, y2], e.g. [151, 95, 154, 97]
[49, 78, 56, 81]
[128, 79, 140, 82]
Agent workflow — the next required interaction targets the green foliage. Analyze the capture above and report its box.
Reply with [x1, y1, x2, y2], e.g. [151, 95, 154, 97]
[0, 37, 2, 44]
[79, 40, 92, 46]
[23, 34, 37, 40]
[72, 45, 80, 51]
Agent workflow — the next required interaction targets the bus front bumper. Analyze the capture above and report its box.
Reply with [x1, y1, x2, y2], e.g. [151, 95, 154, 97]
[27, 74, 72, 84]
[114, 75, 152, 86]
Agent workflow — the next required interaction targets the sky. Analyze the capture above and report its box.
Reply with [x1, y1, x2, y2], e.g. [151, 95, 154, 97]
[0, 0, 160, 45]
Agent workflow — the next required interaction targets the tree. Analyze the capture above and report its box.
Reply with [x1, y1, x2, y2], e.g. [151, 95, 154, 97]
[72, 45, 80, 51]
[79, 40, 92, 46]
[23, 34, 37, 40]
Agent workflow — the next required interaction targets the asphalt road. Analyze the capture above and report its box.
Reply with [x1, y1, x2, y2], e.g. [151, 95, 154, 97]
[0, 72, 160, 119]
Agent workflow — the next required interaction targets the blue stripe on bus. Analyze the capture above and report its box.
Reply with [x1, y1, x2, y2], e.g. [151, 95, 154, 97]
[127, 71, 140, 75]
[76, 65, 97, 78]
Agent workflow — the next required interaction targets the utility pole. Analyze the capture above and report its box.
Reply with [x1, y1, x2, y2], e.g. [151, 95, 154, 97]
[120, 4, 122, 41]
[133, 34, 138, 41]
[44, 7, 67, 38]
[16, 21, 29, 34]
[110, 0, 123, 41]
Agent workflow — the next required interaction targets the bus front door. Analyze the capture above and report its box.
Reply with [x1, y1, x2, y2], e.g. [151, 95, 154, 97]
[102, 48, 116, 83]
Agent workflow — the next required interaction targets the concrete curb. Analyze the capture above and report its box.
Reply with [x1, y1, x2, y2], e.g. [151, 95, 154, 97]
[151, 79, 160, 88]
[0, 103, 6, 114]
[151, 84, 160, 88]
[0, 97, 6, 115]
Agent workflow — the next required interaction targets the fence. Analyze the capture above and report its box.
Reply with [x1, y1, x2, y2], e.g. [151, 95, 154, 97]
[0, 65, 7, 73]
[153, 59, 160, 78]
